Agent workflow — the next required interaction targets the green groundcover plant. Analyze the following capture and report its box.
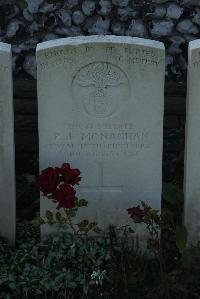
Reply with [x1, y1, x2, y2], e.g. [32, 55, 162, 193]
[0, 163, 200, 299]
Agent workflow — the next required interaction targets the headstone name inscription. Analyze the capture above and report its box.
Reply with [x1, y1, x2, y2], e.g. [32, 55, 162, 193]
[37, 36, 165, 242]
[0, 42, 15, 244]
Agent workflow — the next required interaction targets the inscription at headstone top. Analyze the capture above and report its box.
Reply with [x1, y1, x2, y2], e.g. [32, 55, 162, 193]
[37, 36, 165, 240]
[184, 39, 200, 244]
[0, 42, 15, 243]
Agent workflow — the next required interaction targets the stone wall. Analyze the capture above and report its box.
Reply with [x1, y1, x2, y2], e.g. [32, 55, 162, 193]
[1, 0, 200, 79]
[0, 0, 191, 183]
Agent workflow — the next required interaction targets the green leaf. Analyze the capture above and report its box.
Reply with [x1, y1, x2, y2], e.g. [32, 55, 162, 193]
[56, 212, 62, 221]
[77, 198, 88, 207]
[67, 209, 77, 218]
[93, 226, 103, 235]
[77, 220, 89, 231]
[56, 212, 66, 223]
[180, 250, 191, 269]
[162, 183, 183, 205]
[45, 210, 54, 221]
[88, 222, 98, 231]
[45, 210, 55, 225]
[32, 217, 45, 226]
[175, 225, 188, 252]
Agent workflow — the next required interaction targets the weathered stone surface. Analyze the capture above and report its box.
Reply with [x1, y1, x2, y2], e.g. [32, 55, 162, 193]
[117, 6, 138, 21]
[72, 10, 85, 25]
[1, 0, 199, 79]
[55, 25, 82, 36]
[170, 63, 182, 76]
[184, 40, 200, 244]
[176, 19, 199, 34]
[146, 4, 166, 19]
[112, 0, 129, 7]
[150, 20, 174, 37]
[27, 21, 40, 34]
[56, 9, 72, 27]
[166, 54, 173, 66]
[184, 34, 197, 42]
[167, 36, 185, 54]
[23, 8, 34, 22]
[23, 54, 36, 79]
[178, 54, 187, 70]
[44, 13, 57, 30]
[166, 3, 183, 19]
[12, 38, 38, 55]
[6, 20, 24, 39]
[111, 21, 125, 35]
[0, 42, 15, 244]
[39, 2, 59, 13]
[82, 1, 96, 16]
[25, 0, 44, 14]
[126, 19, 147, 38]
[87, 16, 110, 34]
[181, 0, 200, 6]
[97, 0, 112, 16]
[43, 33, 60, 41]
[12, 55, 17, 71]
[152, 0, 169, 3]
[192, 8, 200, 25]
[6, 4, 20, 20]
[64, 0, 79, 9]
[37, 36, 165, 245]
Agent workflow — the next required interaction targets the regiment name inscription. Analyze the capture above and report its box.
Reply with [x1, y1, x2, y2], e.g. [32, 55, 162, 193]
[46, 124, 150, 158]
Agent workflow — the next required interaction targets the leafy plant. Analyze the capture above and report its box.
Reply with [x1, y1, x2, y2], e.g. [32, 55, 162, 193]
[1, 161, 199, 298]
[33, 163, 106, 291]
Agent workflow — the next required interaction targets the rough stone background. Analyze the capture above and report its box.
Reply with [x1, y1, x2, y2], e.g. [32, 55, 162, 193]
[1, 0, 198, 79]
[0, 0, 193, 191]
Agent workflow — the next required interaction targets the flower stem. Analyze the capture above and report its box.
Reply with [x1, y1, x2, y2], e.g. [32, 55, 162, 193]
[65, 209, 97, 266]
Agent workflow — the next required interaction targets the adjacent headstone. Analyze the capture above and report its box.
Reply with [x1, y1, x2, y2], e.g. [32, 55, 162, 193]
[37, 36, 165, 241]
[0, 42, 15, 244]
[184, 39, 200, 244]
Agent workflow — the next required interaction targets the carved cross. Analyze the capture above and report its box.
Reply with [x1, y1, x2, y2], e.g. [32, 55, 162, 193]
[79, 162, 123, 200]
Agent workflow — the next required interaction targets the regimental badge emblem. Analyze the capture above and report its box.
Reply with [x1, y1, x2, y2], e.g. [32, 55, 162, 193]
[72, 62, 130, 118]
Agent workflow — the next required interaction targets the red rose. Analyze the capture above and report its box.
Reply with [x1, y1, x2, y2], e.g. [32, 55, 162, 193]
[58, 163, 81, 186]
[36, 167, 59, 195]
[127, 206, 144, 216]
[127, 206, 145, 223]
[53, 184, 76, 209]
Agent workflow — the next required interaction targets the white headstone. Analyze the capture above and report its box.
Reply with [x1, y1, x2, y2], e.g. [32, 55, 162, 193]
[184, 39, 200, 244]
[37, 36, 165, 241]
[0, 42, 15, 243]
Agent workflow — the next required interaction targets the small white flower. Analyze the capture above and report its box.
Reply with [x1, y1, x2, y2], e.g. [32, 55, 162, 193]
[91, 269, 107, 286]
